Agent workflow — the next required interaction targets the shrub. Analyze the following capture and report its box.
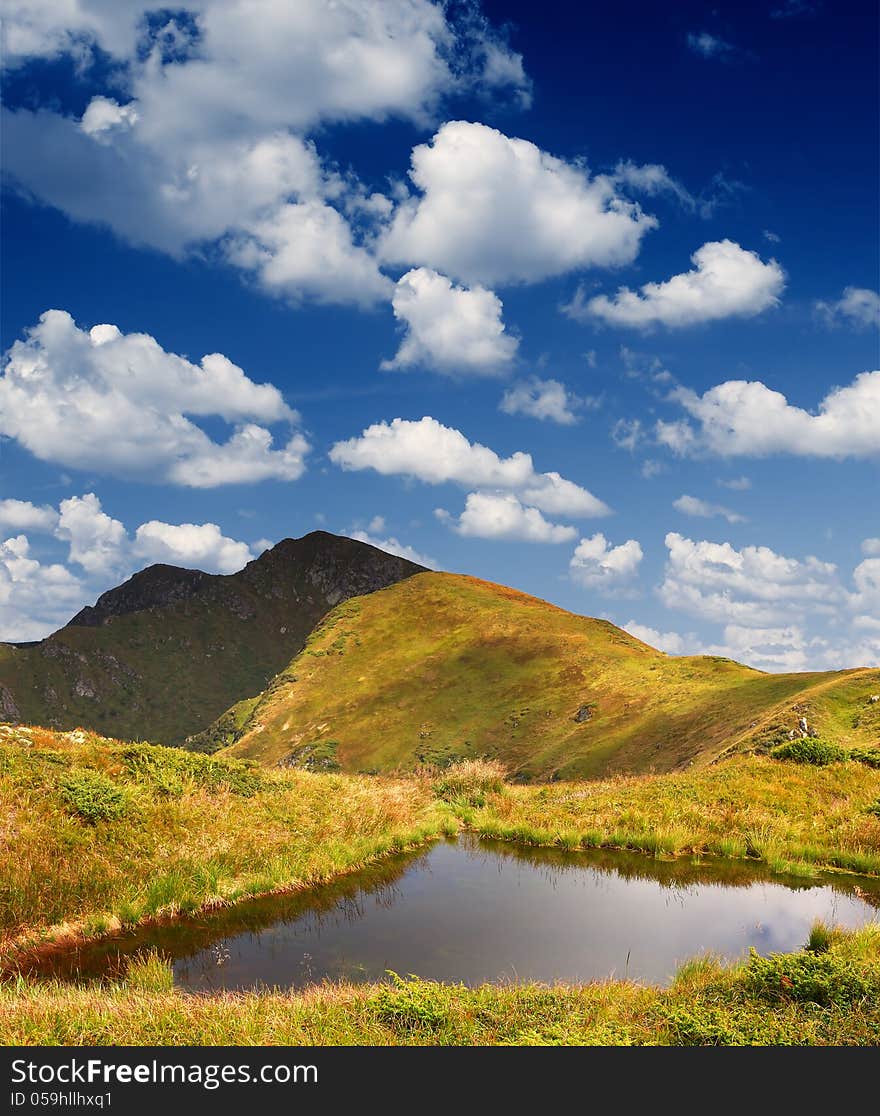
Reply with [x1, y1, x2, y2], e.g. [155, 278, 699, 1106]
[374, 975, 451, 1031]
[850, 748, 880, 769]
[769, 738, 847, 766]
[59, 769, 128, 824]
[744, 948, 880, 1006]
[121, 744, 263, 797]
[433, 759, 507, 806]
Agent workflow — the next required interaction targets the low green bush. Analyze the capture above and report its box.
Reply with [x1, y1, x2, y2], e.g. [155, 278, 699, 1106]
[121, 744, 263, 797]
[850, 748, 880, 769]
[770, 738, 847, 766]
[59, 769, 128, 824]
[744, 948, 880, 1007]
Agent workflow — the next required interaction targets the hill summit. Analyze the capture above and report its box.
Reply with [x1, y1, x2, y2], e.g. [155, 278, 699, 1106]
[214, 571, 880, 779]
[0, 532, 425, 745]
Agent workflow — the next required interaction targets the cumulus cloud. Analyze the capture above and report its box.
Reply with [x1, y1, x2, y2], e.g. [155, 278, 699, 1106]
[717, 476, 752, 490]
[660, 533, 844, 628]
[381, 120, 657, 286]
[815, 287, 880, 330]
[499, 377, 586, 425]
[570, 533, 643, 590]
[0, 534, 85, 643]
[348, 530, 436, 570]
[2, 3, 529, 305]
[636, 532, 880, 670]
[657, 371, 880, 458]
[0, 310, 309, 486]
[381, 268, 518, 375]
[132, 522, 252, 574]
[1, 1, 529, 118]
[580, 241, 784, 329]
[863, 539, 880, 557]
[0, 491, 259, 640]
[622, 620, 688, 655]
[0, 499, 59, 533]
[438, 492, 578, 543]
[673, 494, 746, 524]
[330, 416, 609, 517]
[56, 494, 129, 577]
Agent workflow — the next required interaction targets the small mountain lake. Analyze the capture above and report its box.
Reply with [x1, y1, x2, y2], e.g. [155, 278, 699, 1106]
[19, 838, 880, 991]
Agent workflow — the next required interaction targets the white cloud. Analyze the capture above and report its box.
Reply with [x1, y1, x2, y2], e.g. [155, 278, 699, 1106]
[2, 1, 529, 115]
[226, 200, 392, 307]
[56, 494, 128, 577]
[132, 522, 254, 574]
[439, 492, 577, 543]
[0, 310, 309, 486]
[673, 494, 746, 524]
[657, 371, 880, 458]
[500, 377, 584, 425]
[612, 418, 645, 451]
[815, 287, 880, 330]
[582, 241, 785, 329]
[0, 534, 84, 643]
[863, 538, 880, 557]
[570, 533, 643, 590]
[622, 620, 688, 655]
[348, 530, 436, 570]
[381, 120, 657, 286]
[0, 499, 59, 533]
[2, 3, 529, 306]
[646, 532, 880, 670]
[686, 32, 734, 58]
[717, 475, 751, 490]
[0, 491, 259, 640]
[660, 533, 844, 628]
[381, 268, 517, 375]
[330, 416, 609, 517]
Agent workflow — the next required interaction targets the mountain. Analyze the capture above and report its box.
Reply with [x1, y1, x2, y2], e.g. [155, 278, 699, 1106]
[215, 571, 880, 779]
[0, 533, 425, 746]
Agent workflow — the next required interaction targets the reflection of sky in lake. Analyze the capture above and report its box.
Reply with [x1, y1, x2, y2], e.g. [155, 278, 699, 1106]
[169, 839, 878, 992]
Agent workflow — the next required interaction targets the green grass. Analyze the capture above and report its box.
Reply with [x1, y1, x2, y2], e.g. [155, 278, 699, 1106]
[219, 572, 880, 779]
[461, 754, 880, 875]
[2, 925, 878, 1046]
[3, 729, 880, 977]
[0, 725, 454, 961]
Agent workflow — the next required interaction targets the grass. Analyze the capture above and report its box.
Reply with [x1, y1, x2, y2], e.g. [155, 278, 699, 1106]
[219, 571, 880, 779]
[0, 725, 455, 963]
[2, 733, 880, 1047]
[461, 754, 880, 875]
[1, 925, 878, 1045]
[2, 734, 879, 977]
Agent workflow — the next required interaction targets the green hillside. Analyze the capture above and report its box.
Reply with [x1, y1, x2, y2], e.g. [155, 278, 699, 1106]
[218, 572, 880, 779]
[0, 533, 424, 746]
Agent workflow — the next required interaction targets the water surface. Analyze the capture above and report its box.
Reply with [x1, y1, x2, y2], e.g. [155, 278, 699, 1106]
[21, 838, 880, 990]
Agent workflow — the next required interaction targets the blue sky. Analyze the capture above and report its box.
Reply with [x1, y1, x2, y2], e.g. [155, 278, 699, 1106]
[1, 0, 878, 670]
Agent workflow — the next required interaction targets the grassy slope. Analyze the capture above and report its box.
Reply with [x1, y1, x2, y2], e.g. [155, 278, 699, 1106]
[4, 926, 879, 1045]
[221, 572, 880, 779]
[462, 755, 880, 876]
[0, 725, 452, 958]
[0, 533, 423, 747]
[2, 728, 879, 968]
